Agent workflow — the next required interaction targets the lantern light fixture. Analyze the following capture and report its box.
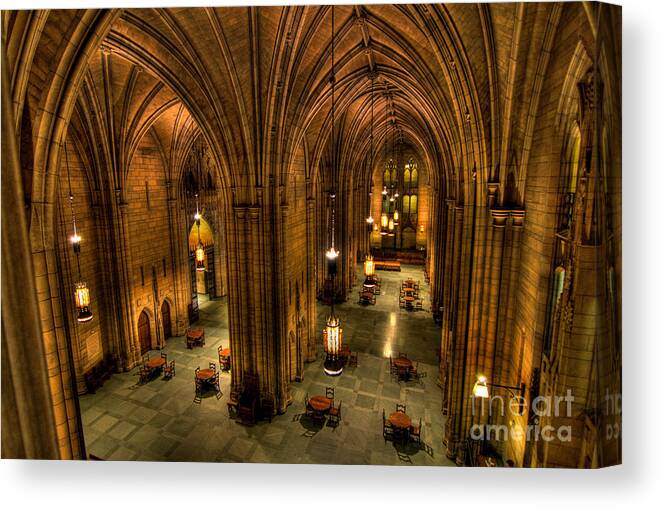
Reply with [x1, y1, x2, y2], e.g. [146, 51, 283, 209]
[472, 374, 527, 415]
[74, 282, 93, 323]
[64, 142, 93, 323]
[194, 193, 205, 272]
[322, 5, 343, 378]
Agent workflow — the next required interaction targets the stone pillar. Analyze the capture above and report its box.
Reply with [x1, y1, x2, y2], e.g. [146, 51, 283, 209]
[1, 57, 60, 458]
[305, 195, 318, 363]
[165, 184, 190, 336]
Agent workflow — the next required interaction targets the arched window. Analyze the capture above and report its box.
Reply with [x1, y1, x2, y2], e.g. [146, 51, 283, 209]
[384, 170, 391, 186]
[410, 195, 418, 214]
[411, 168, 418, 187]
[402, 195, 410, 214]
[404, 169, 411, 186]
[568, 130, 581, 193]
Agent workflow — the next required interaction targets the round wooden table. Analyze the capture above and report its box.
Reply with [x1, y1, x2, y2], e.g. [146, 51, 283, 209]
[403, 287, 416, 294]
[308, 395, 332, 412]
[196, 368, 215, 381]
[145, 357, 165, 369]
[393, 357, 412, 370]
[388, 411, 412, 429]
[219, 348, 231, 358]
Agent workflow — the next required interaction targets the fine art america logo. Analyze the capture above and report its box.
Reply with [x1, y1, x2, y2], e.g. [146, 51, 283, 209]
[469, 388, 622, 443]
[469, 390, 575, 443]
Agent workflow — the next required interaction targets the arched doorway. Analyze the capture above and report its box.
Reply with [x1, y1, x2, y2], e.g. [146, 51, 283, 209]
[138, 310, 151, 355]
[161, 300, 172, 341]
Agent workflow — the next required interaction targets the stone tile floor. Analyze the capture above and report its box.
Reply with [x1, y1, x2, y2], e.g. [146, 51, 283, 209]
[81, 265, 454, 466]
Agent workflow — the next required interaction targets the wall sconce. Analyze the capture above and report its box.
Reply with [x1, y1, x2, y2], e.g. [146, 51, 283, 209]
[472, 374, 527, 415]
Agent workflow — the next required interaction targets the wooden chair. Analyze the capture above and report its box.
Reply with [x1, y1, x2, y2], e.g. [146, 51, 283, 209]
[227, 398, 239, 419]
[193, 378, 202, 404]
[261, 394, 274, 422]
[328, 401, 342, 427]
[160, 352, 167, 362]
[410, 418, 422, 445]
[209, 362, 216, 372]
[389, 356, 398, 377]
[382, 410, 393, 440]
[326, 386, 335, 399]
[163, 360, 176, 380]
[138, 366, 152, 384]
[304, 393, 314, 417]
[238, 374, 260, 425]
[398, 352, 408, 359]
[396, 403, 406, 413]
[213, 371, 222, 399]
[415, 298, 423, 311]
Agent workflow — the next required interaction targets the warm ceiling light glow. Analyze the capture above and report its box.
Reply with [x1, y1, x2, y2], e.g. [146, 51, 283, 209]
[366, 215, 374, 224]
[194, 212, 201, 221]
[393, 210, 399, 223]
[473, 375, 489, 398]
[381, 213, 389, 229]
[382, 187, 388, 195]
[388, 218, 394, 231]
[325, 246, 339, 260]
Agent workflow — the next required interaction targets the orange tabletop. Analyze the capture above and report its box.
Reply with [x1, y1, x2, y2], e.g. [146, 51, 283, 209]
[404, 296, 415, 302]
[393, 357, 412, 369]
[145, 357, 166, 369]
[196, 368, 215, 381]
[219, 348, 231, 358]
[308, 395, 332, 412]
[403, 287, 416, 293]
[388, 412, 412, 429]
[187, 329, 204, 339]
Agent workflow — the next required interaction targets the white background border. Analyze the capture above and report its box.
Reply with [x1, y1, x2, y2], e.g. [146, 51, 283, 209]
[1, 1, 658, 507]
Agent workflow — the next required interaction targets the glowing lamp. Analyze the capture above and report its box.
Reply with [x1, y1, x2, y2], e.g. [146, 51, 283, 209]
[366, 216, 374, 225]
[70, 233, 81, 253]
[196, 242, 206, 271]
[364, 254, 375, 277]
[323, 313, 343, 376]
[381, 214, 389, 229]
[473, 375, 489, 398]
[75, 282, 93, 323]
[393, 210, 399, 224]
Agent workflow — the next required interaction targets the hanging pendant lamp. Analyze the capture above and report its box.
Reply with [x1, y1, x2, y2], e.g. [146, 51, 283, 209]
[64, 142, 93, 323]
[323, 5, 343, 377]
[194, 193, 206, 272]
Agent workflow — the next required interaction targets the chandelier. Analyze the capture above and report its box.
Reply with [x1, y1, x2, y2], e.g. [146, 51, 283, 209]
[64, 142, 93, 323]
[323, 5, 343, 377]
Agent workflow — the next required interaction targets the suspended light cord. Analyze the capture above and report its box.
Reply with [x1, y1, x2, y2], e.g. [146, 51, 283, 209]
[329, 4, 337, 256]
[64, 141, 82, 277]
